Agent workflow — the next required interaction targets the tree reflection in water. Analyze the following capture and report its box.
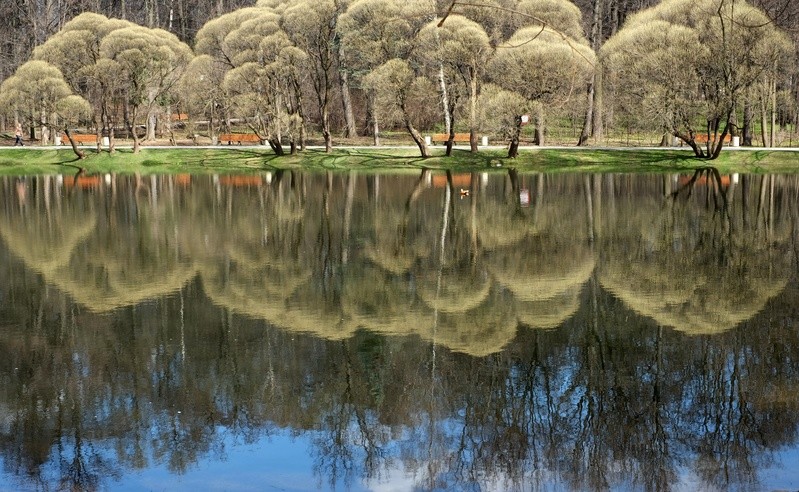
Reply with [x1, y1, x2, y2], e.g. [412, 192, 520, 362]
[0, 171, 798, 490]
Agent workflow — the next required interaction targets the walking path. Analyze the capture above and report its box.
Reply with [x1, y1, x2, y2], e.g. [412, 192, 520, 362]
[5, 143, 799, 152]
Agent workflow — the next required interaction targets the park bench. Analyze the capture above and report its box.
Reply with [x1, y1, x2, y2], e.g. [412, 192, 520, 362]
[62, 133, 97, 145]
[430, 133, 471, 144]
[219, 133, 261, 145]
[694, 133, 732, 144]
[171, 113, 189, 122]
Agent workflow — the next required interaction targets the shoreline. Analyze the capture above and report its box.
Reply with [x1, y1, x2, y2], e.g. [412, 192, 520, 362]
[1, 145, 797, 176]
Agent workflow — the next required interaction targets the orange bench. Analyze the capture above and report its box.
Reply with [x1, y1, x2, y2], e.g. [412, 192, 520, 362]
[171, 113, 189, 121]
[431, 133, 470, 144]
[694, 133, 732, 144]
[62, 133, 98, 145]
[220, 133, 261, 145]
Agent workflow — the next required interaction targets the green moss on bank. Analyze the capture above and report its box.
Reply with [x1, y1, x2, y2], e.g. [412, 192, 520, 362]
[1, 146, 799, 176]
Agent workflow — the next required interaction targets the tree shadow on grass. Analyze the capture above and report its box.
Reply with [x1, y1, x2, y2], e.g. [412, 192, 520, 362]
[68, 146, 723, 174]
[201, 147, 505, 172]
[528, 149, 704, 173]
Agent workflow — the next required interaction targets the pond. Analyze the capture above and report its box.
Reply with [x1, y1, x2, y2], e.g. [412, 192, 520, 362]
[0, 169, 798, 491]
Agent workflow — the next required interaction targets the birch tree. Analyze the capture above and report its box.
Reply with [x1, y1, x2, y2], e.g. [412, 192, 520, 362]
[417, 15, 491, 153]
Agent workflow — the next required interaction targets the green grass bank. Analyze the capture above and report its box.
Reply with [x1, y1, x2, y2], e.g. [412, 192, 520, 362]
[2, 146, 799, 176]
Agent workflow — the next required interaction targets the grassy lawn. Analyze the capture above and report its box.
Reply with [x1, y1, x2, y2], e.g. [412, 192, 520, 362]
[2, 146, 799, 176]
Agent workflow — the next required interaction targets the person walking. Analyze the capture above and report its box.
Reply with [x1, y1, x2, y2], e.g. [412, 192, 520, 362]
[14, 124, 23, 146]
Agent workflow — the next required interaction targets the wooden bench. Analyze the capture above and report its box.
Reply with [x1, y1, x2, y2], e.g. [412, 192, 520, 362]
[219, 133, 261, 145]
[62, 133, 98, 145]
[171, 113, 189, 122]
[694, 133, 733, 144]
[431, 133, 471, 144]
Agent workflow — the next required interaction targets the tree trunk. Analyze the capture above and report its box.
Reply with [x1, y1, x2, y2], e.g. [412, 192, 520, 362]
[402, 102, 429, 158]
[578, 75, 596, 146]
[339, 70, 357, 138]
[446, 133, 454, 156]
[770, 75, 777, 147]
[322, 110, 332, 152]
[300, 117, 307, 151]
[675, 130, 705, 158]
[609, 0, 621, 35]
[534, 111, 544, 146]
[508, 116, 522, 158]
[126, 103, 141, 154]
[709, 116, 732, 160]
[63, 128, 86, 160]
[406, 121, 429, 157]
[579, 0, 602, 146]
[40, 109, 48, 145]
[438, 62, 451, 136]
[268, 137, 284, 156]
[469, 67, 478, 153]
[760, 91, 769, 147]
[593, 69, 604, 142]
[146, 111, 156, 141]
[369, 94, 380, 146]
[743, 100, 753, 146]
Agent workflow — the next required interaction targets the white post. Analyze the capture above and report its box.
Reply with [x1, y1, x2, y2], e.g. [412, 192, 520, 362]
[481, 136, 488, 146]
[732, 136, 740, 147]
[424, 135, 431, 146]
[102, 136, 110, 147]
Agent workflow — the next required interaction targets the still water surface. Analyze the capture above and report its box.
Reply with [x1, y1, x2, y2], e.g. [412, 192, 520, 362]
[0, 170, 798, 491]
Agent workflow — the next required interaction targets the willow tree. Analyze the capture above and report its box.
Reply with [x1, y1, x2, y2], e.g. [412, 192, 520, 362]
[31, 13, 132, 153]
[338, 0, 431, 146]
[364, 59, 434, 158]
[477, 83, 530, 157]
[281, 0, 345, 152]
[99, 25, 193, 153]
[193, 7, 270, 137]
[489, 26, 595, 156]
[193, 7, 268, 67]
[511, 0, 587, 40]
[602, 0, 793, 159]
[417, 15, 491, 154]
[223, 12, 308, 154]
[179, 55, 230, 143]
[0, 61, 92, 159]
[194, 7, 308, 154]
